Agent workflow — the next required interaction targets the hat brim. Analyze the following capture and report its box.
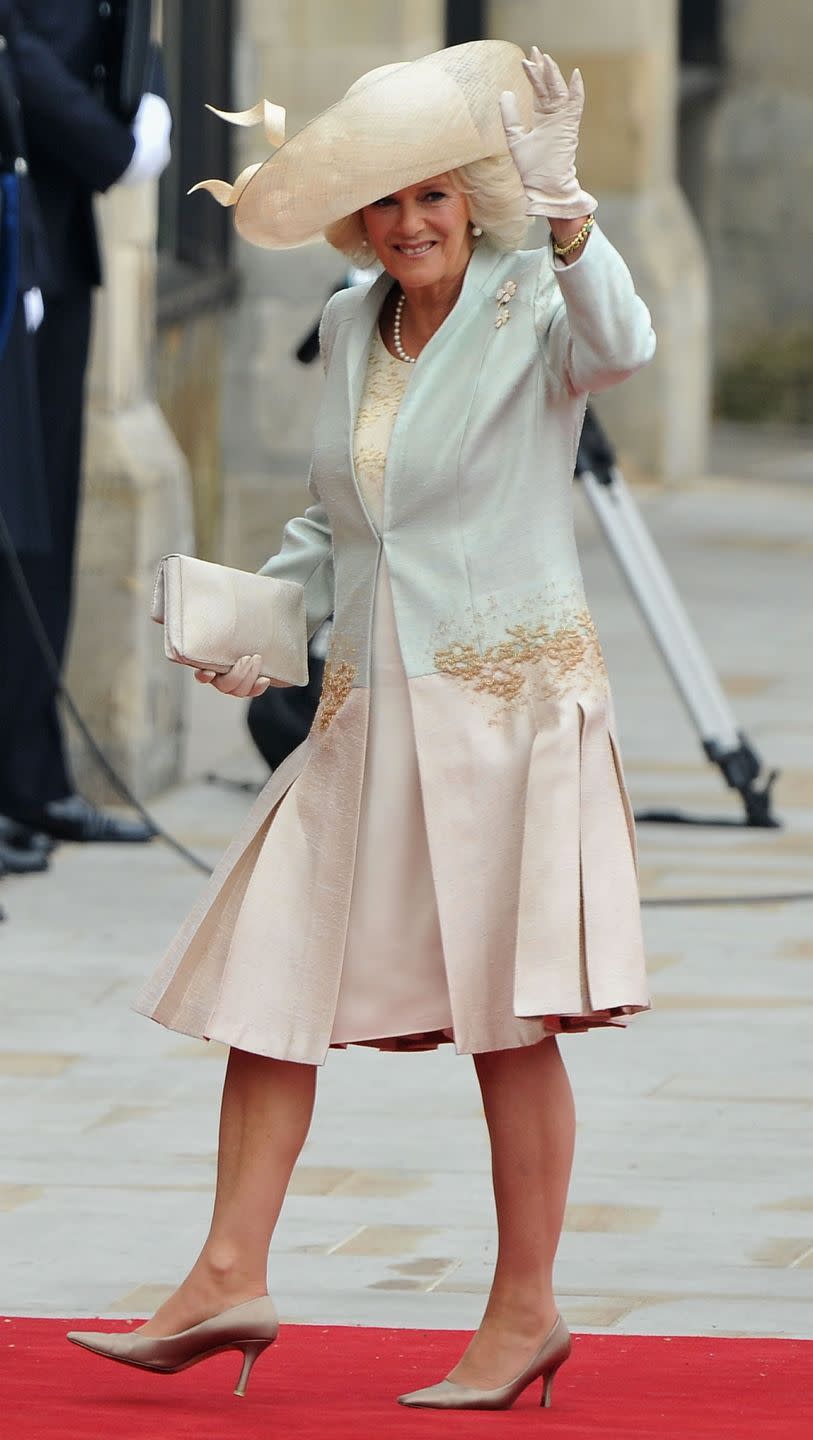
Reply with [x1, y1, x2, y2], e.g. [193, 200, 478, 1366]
[234, 40, 533, 250]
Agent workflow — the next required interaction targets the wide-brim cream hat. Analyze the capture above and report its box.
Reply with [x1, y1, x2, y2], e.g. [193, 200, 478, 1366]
[193, 40, 534, 250]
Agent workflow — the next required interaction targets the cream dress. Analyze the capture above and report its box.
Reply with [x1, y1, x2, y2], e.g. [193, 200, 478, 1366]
[329, 328, 454, 1049]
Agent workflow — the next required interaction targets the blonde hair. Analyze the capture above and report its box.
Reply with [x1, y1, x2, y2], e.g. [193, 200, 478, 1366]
[324, 155, 529, 266]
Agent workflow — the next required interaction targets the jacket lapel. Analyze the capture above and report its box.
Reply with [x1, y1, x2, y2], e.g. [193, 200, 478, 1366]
[346, 270, 391, 434]
[342, 271, 391, 535]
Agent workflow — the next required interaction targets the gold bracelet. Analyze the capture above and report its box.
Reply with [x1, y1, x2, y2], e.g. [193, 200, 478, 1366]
[551, 215, 595, 258]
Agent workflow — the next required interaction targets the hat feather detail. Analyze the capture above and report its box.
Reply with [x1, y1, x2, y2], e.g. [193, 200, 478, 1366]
[206, 101, 287, 147]
[187, 101, 286, 208]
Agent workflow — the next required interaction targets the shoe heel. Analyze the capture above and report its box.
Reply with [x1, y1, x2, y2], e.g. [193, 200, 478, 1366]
[540, 1360, 564, 1409]
[234, 1340, 271, 1397]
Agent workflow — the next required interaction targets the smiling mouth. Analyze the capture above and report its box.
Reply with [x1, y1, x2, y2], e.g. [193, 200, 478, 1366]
[394, 241, 437, 257]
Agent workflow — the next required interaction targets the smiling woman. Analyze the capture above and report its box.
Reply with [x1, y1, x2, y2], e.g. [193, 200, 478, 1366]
[69, 40, 656, 1417]
[325, 153, 528, 265]
[359, 176, 474, 362]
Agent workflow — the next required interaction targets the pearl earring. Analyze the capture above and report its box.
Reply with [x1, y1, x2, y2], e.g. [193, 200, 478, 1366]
[471, 225, 483, 237]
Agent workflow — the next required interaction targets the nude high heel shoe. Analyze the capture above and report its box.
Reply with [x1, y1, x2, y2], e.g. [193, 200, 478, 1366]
[67, 1295, 279, 1397]
[398, 1314, 571, 1411]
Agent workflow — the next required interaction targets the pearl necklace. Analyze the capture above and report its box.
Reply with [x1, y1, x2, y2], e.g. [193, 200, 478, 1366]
[392, 291, 416, 364]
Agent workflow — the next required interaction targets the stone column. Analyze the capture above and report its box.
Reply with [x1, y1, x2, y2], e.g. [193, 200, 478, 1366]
[490, 0, 710, 481]
[66, 181, 194, 803]
[700, 0, 813, 419]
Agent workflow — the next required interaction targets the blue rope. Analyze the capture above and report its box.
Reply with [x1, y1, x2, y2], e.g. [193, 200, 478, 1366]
[0, 171, 20, 356]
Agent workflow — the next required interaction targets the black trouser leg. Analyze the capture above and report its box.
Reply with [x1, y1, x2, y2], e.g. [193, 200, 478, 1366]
[0, 291, 92, 818]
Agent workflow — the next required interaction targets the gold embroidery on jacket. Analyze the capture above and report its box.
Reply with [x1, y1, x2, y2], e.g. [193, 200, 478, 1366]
[434, 607, 605, 716]
[314, 637, 358, 733]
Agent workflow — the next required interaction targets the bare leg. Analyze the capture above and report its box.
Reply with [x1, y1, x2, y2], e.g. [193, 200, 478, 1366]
[447, 1036, 576, 1388]
[138, 1047, 317, 1337]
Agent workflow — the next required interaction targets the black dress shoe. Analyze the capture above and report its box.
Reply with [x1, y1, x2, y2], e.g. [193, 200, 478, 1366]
[0, 842, 49, 874]
[0, 814, 56, 855]
[19, 796, 156, 844]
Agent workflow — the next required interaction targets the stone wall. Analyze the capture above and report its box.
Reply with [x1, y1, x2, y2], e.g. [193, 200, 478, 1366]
[156, 311, 225, 561]
[67, 183, 193, 803]
[690, 0, 813, 422]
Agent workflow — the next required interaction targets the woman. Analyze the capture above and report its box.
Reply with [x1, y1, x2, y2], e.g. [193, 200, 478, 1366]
[68, 42, 655, 1410]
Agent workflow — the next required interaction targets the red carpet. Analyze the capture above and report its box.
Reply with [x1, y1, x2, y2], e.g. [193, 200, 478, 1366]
[3, 1318, 811, 1440]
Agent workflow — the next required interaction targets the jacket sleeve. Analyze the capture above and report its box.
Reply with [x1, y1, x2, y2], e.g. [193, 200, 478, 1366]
[256, 291, 346, 637]
[6, 4, 135, 192]
[535, 223, 656, 396]
[257, 473, 335, 641]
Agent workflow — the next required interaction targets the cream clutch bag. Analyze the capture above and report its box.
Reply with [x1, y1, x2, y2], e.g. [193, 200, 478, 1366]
[151, 554, 308, 686]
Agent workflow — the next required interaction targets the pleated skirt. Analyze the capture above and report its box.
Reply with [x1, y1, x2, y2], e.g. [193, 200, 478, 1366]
[329, 559, 454, 1046]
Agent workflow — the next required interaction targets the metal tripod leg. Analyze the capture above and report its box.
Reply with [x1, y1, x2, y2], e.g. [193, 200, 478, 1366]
[575, 412, 779, 827]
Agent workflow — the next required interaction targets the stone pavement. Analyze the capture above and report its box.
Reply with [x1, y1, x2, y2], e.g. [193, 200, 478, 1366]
[1, 456, 812, 1341]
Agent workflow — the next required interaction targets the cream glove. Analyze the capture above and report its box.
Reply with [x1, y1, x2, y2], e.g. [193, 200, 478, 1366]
[120, 93, 172, 186]
[500, 48, 597, 220]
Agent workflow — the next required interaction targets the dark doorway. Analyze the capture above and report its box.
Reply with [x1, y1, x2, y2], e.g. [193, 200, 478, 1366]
[445, 1, 485, 46]
[680, 0, 723, 67]
[158, 0, 235, 314]
[678, 0, 724, 229]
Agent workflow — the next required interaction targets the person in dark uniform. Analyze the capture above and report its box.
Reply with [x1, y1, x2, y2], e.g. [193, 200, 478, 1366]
[0, 1, 170, 844]
[0, 0, 52, 876]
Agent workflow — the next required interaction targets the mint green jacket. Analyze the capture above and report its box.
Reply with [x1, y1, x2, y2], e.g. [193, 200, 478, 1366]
[261, 225, 655, 688]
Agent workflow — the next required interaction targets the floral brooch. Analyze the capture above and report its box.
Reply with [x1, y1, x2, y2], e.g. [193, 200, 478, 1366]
[495, 279, 516, 328]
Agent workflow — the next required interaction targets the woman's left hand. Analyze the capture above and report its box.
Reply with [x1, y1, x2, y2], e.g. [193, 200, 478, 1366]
[194, 654, 276, 698]
[500, 48, 597, 220]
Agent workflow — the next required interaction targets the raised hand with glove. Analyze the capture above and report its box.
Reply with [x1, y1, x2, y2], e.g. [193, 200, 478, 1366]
[500, 48, 597, 262]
